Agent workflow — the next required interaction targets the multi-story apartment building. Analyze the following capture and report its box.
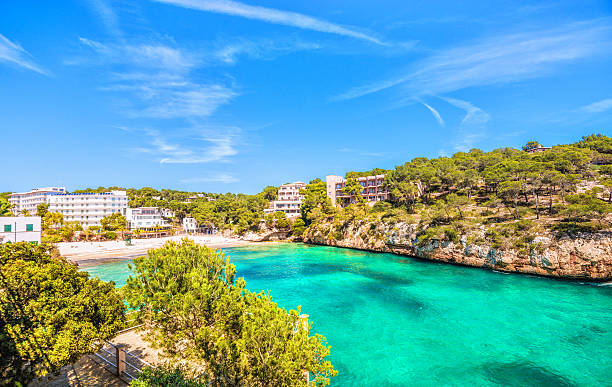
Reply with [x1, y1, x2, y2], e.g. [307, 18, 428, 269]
[0, 216, 41, 244]
[9, 187, 66, 215]
[47, 191, 128, 228]
[326, 175, 389, 207]
[125, 207, 170, 230]
[264, 182, 306, 218]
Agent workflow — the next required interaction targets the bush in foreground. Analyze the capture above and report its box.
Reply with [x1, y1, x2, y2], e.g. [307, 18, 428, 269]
[124, 240, 336, 386]
[131, 365, 207, 387]
[0, 242, 125, 385]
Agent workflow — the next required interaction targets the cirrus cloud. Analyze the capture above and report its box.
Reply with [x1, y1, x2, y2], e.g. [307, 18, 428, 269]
[153, 0, 385, 45]
[0, 33, 47, 74]
[337, 21, 612, 100]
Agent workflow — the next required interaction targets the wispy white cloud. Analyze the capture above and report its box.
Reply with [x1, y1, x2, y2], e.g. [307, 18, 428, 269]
[439, 96, 489, 126]
[0, 34, 47, 74]
[451, 132, 483, 152]
[133, 128, 239, 164]
[438, 96, 489, 152]
[153, 0, 385, 45]
[87, 0, 123, 38]
[420, 101, 444, 126]
[214, 37, 320, 65]
[77, 37, 196, 72]
[180, 174, 239, 183]
[72, 37, 235, 118]
[106, 78, 237, 118]
[337, 21, 611, 100]
[581, 98, 612, 113]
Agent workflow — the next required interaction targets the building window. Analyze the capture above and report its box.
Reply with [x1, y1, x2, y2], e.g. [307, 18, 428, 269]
[3, 224, 12, 232]
[26, 224, 34, 231]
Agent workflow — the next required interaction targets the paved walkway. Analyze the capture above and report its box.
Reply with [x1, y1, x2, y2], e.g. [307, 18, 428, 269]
[30, 329, 161, 386]
[30, 355, 126, 386]
[112, 328, 161, 365]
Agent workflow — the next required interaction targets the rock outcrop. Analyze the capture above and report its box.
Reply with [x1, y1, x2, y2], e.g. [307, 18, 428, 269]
[302, 221, 612, 281]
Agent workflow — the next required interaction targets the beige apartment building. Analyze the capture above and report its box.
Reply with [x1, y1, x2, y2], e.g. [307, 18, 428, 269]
[264, 182, 307, 218]
[326, 175, 389, 207]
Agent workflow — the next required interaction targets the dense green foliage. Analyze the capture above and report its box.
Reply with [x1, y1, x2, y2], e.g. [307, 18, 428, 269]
[264, 211, 291, 230]
[300, 178, 335, 225]
[0, 197, 12, 217]
[346, 168, 389, 178]
[291, 218, 306, 236]
[35, 203, 49, 217]
[190, 193, 269, 234]
[40, 212, 84, 243]
[306, 135, 612, 247]
[131, 366, 207, 387]
[100, 212, 127, 231]
[124, 240, 336, 386]
[0, 243, 125, 385]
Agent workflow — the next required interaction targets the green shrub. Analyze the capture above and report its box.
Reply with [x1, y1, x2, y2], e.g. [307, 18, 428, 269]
[291, 218, 306, 236]
[103, 231, 117, 240]
[41, 234, 63, 243]
[514, 219, 533, 232]
[131, 366, 206, 387]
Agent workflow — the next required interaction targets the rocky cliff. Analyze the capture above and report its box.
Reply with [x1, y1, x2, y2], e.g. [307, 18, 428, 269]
[302, 221, 612, 281]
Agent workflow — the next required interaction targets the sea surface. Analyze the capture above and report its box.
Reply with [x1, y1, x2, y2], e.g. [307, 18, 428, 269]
[83, 243, 612, 386]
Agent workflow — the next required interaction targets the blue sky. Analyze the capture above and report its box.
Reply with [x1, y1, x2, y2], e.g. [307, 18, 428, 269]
[1, 0, 611, 194]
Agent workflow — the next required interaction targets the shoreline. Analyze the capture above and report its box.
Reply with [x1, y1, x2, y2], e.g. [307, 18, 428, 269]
[302, 240, 612, 284]
[57, 235, 268, 266]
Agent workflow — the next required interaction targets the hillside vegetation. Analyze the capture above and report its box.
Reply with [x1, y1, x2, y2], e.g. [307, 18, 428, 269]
[302, 135, 612, 256]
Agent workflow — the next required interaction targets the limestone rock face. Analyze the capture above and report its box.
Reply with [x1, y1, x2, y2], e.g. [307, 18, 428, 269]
[303, 222, 612, 281]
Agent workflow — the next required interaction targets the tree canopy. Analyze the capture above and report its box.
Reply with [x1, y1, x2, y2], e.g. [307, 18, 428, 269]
[124, 240, 336, 386]
[305, 134, 612, 249]
[100, 212, 127, 231]
[0, 197, 12, 216]
[0, 243, 125, 385]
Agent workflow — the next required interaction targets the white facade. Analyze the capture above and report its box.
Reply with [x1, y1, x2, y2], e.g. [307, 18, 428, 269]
[264, 182, 306, 218]
[47, 190, 128, 228]
[160, 208, 175, 219]
[182, 217, 199, 233]
[182, 217, 216, 234]
[0, 216, 41, 245]
[9, 187, 66, 215]
[126, 207, 169, 230]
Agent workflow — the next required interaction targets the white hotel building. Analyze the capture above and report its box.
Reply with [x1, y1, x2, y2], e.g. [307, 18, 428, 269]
[125, 207, 169, 230]
[47, 191, 129, 228]
[264, 182, 306, 218]
[9, 187, 66, 215]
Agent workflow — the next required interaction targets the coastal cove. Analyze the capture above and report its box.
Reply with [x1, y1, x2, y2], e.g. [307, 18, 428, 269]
[83, 243, 612, 386]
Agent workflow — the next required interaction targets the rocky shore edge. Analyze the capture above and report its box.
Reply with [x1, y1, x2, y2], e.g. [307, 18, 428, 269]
[301, 222, 612, 281]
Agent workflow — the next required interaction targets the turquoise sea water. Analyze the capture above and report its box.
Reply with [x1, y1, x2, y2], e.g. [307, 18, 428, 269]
[83, 243, 612, 386]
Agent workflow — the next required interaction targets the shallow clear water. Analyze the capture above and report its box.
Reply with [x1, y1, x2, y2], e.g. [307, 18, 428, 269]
[83, 243, 612, 386]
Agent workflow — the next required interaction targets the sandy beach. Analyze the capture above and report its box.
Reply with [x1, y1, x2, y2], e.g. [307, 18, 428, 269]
[57, 235, 260, 265]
